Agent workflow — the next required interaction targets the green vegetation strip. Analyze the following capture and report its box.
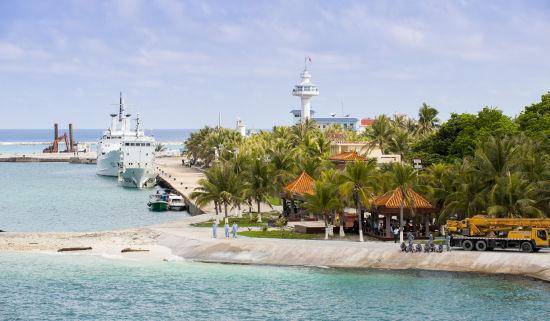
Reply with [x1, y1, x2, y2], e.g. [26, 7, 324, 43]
[238, 230, 321, 239]
[191, 217, 268, 228]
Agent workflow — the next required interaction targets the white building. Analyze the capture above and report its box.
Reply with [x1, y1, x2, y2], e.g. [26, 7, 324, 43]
[292, 63, 319, 122]
[236, 118, 246, 136]
[290, 62, 357, 130]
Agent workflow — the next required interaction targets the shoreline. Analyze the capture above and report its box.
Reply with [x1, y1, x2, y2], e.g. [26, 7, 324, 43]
[0, 156, 548, 282]
[1, 213, 548, 282]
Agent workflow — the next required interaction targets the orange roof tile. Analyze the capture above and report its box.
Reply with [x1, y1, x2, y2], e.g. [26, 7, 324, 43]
[373, 188, 434, 210]
[284, 172, 315, 196]
[329, 151, 367, 162]
[360, 118, 375, 126]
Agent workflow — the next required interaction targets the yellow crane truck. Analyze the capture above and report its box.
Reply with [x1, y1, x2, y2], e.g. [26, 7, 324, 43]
[445, 215, 550, 253]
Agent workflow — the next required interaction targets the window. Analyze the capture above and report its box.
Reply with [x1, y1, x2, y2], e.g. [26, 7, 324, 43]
[125, 143, 129, 146]
[537, 229, 547, 240]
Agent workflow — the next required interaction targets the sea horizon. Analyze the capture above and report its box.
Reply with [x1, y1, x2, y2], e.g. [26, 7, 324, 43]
[0, 128, 197, 143]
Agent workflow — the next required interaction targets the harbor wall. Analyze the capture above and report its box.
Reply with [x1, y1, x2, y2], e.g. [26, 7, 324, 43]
[154, 216, 550, 282]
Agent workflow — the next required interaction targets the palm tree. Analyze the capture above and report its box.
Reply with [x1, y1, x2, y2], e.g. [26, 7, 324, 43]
[339, 159, 378, 242]
[190, 163, 243, 223]
[389, 163, 418, 243]
[267, 140, 296, 191]
[247, 157, 272, 222]
[417, 103, 440, 136]
[319, 169, 345, 237]
[190, 165, 224, 221]
[304, 180, 341, 240]
[365, 115, 393, 153]
[388, 130, 411, 162]
[417, 163, 455, 211]
[440, 162, 486, 221]
[488, 172, 544, 218]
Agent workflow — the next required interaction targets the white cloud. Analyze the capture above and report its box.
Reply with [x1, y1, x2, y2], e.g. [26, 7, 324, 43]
[0, 42, 25, 60]
[387, 25, 425, 47]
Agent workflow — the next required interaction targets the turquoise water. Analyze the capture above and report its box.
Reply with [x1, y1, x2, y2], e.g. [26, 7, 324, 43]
[0, 163, 188, 232]
[0, 253, 548, 321]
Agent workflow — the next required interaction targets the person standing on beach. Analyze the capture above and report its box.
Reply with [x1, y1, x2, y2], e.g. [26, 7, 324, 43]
[393, 226, 399, 243]
[212, 222, 217, 238]
[224, 223, 230, 238]
[232, 223, 238, 238]
[407, 231, 414, 246]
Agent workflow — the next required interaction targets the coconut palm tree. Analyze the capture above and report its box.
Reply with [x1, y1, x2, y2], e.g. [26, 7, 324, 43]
[388, 129, 411, 162]
[319, 169, 345, 237]
[190, 163, 243, 223]
[304, 180, 341, 240]
[417, 163, 455, 211]
[190, 165, 224, 220]
[417, 103, 440, 136]
[389, 163, 418, 243]
[247, 157, 273, 222]
[365, 115, 393, 153]
[488, 172, 544, 218]
[267, 140, 296, 191]
[339, 159, 378, 242]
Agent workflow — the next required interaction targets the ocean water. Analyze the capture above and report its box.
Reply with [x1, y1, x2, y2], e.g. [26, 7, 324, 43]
[0, 129, 193, 154]
[0, 129, 194, 142]
[0, 162, 188, 232]
[0, 253, 548, 321]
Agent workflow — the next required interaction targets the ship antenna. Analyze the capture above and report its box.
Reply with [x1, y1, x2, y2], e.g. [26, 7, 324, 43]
[136, 113, 140, 137]
[119, 92, 124, 121]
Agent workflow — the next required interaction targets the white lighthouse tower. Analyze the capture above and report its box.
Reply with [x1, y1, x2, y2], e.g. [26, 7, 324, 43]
[292, 58, 319, 122]
[236, 117, 246, 136]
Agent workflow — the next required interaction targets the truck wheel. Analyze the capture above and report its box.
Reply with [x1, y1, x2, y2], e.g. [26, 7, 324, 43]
[475, 240, 487, 251]
[520, 242, 533, 253]
[533, 248, 540, 253]
[463, 240, 474, 251]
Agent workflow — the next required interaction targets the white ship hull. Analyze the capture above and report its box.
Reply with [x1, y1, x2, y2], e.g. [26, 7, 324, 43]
[96, 150, 121, 177]
[119, 168, 156, 189]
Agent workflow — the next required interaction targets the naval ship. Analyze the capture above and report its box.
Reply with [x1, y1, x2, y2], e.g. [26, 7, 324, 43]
[96, 93, 156, 188]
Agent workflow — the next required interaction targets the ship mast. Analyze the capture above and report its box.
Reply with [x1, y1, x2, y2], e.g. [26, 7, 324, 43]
[119, 92, 124, 121]
[135, 113, 140, 137]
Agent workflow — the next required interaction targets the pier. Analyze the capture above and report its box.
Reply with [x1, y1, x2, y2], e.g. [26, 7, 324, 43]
[155, 156, 213, 215]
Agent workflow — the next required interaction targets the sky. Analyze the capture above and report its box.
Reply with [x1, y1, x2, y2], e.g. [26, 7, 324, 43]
[1, 0, 549, 129]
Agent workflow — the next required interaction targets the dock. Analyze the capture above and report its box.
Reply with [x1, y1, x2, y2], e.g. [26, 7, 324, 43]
[155, 156, 213, 215]
[0, 152, 97, 163]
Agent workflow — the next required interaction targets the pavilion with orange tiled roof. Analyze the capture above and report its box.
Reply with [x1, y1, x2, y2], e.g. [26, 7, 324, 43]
[329, 151, 367, 169]
[281, 172, 315, 221]
[370, 187, 436, 239]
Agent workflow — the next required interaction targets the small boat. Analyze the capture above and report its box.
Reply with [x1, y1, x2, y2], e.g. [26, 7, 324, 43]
[167, 194, 186, 211]
[147, 193, 168, 212]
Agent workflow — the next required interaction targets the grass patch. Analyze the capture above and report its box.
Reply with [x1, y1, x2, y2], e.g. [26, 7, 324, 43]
[238, 230, 321, 239]
[191, 216, 269, 228]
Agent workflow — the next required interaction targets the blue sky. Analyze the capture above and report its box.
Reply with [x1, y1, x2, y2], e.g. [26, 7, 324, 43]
[1, 0, 549, 129]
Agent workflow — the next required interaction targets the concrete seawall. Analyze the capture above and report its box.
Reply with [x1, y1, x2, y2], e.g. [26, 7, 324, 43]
[152, 215, 550, 282]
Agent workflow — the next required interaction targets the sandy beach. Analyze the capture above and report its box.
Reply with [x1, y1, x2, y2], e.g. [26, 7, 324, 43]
[1, 157, 549, 282]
